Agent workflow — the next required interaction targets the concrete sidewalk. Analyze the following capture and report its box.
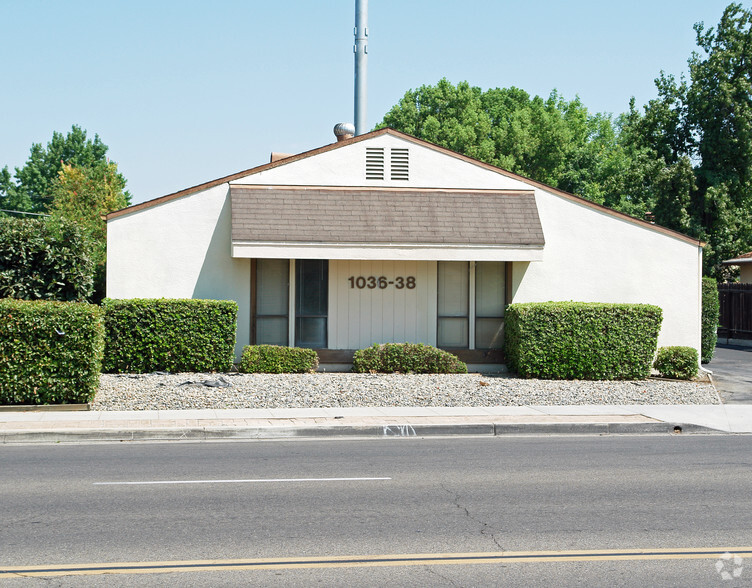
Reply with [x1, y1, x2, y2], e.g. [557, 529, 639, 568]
[2, 405, 752, 443]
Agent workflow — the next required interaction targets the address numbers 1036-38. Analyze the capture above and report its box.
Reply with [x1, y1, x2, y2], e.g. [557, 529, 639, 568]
[348, 276, 416, 290]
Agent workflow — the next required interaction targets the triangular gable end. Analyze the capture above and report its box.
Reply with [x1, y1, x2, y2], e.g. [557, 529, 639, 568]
[105, 128, 704, 247]
[228, 131, 533, 192]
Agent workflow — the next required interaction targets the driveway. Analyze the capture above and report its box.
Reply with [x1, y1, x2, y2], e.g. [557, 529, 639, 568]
[707, 344, 752, 404]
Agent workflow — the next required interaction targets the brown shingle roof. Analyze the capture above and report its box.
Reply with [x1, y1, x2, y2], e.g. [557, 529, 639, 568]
[231, 186, 544, 246]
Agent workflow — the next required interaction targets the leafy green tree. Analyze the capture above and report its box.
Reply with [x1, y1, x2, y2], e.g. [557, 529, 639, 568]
[378, 79, 611, 191]
[613, 95, 698, 236]
[378, 79, 495, 162]
[686, 3, 752, 276]
[49, 162, 130, 301]
[0, 125, 131, 215]
[0, 166, 32, 214]
[620, 3, 752, 277]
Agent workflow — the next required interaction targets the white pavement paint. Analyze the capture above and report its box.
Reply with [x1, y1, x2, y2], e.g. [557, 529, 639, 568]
[93, 477, 392, 486]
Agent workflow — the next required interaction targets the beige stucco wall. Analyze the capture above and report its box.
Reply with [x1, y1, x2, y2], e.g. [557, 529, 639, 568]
[740, 264, 752, 283]
[510, 189, 702, 350]
[106, 184, 251, 359]
[107, 134, 703, 359]
[230, 134, 532, 190]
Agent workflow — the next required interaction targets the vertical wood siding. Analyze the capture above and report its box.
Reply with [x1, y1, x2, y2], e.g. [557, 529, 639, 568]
[329, 260, 437, 349]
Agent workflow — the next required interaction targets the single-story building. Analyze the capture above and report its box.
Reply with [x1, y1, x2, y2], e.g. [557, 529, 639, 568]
[723, 250, 752, 283]
[106, 128, 704, 369]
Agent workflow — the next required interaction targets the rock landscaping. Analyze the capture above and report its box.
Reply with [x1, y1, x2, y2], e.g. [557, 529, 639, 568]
[92, 372, 719, 411]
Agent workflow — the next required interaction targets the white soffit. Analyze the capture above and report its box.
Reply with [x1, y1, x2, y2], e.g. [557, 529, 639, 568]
[231, 242, 544, 262]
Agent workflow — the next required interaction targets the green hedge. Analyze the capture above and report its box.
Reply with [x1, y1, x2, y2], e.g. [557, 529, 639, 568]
[0, 217, 94, 302]
[352, 343, 468, 374]
[654, 346, 699, 380]
[239, 345, 319, 373]
[102, 299, 237, 373]
[0, 299, 104, 405]
[701, 277, 719, 363]
[504, 302, 663, 380]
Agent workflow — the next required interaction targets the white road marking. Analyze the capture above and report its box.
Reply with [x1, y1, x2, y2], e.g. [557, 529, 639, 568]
[94, 477, 392, 486]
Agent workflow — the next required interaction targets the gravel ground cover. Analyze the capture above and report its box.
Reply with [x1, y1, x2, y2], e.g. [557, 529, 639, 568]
[92, 372, 720, 410]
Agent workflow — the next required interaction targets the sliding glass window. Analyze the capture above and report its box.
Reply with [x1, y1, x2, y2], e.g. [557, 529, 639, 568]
[475, 261, 505, 349]
[437, 261, 469, 348]
[437, 261, 506, 350]
[254, 259, 289, 345]
[295, 259, 328, 349]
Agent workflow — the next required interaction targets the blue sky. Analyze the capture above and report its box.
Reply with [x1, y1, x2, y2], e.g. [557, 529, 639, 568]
[0, 0, 739, 204]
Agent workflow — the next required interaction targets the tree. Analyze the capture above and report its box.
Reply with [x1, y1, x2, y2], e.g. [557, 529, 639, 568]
[378, 79, 613, 190]
[0, 166, 32, 213]
[49, 162, 130, 301]
[0, 125, 131, 215]
[621, 3, 752, 277]
[377, 79, 495, 163]
[611, 94, 698, 236]
[377, 79, 632, 206]
[687, 3, 752, 277]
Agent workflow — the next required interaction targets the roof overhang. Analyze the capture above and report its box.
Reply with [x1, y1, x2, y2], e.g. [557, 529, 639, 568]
[723, 253, 752, 265]
[231, 241, 544, 261]
[723, 259, 752, 265]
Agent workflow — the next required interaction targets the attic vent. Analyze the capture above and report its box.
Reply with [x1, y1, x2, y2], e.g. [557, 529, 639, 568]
[366, 147, 385, 180]
[391, 148, 409, 181]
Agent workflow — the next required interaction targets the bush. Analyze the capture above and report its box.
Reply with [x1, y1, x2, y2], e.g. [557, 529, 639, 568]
[504, 302, 663, 380]
[102, 298, 237, 373]
[654, 346, 699, 380]
[239, 345, 318, 373]
[352, 343, 468, 374]
[701, 277, 719, 363]
[0, 216, 94, 302]
[0, 299, 104, 405]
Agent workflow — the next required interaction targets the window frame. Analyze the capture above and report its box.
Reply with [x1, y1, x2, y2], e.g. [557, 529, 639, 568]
[436, 261, 506, 350]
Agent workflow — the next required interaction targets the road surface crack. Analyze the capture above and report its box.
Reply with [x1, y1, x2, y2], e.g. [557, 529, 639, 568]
[424, 564, 464, 587]
[441, 484, 504, 551]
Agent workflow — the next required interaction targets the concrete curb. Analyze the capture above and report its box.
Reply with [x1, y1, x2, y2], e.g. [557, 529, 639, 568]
[0, 404, 90, 412]
[492, 421, 717, 435]
[0, 420, 723, 444]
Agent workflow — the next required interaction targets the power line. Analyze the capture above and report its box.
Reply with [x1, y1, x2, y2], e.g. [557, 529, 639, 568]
[0, 209, 50, 217]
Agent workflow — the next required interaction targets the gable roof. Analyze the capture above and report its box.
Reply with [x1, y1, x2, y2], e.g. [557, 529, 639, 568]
[105, 128, 704, 247]
[231, 186, 544, 246]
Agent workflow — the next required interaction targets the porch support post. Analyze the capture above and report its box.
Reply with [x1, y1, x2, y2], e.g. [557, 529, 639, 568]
[288, 259, 296, 347]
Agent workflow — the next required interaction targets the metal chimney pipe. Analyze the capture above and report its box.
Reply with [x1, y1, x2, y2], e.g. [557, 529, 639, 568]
[354, 0, 368, 135]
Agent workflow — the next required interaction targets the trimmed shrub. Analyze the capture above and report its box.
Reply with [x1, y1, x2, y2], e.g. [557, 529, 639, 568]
[654, 346, 699, 380]
[0, 299, 104, 405]
[239, 345, 319, 373]
[0, 216, 94, 302]
[701, 277, 719, 363]
[504, 302, 663, 380]
[102, 298, 237, 373]
[352, 343, 468, 374]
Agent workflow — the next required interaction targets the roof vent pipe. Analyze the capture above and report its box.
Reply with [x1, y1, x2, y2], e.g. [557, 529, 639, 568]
[334, 122, 356, 142]
[354, 0, 368, 135]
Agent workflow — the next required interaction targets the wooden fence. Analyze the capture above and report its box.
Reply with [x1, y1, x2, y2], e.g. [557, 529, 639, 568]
[718, 283, 752, 340]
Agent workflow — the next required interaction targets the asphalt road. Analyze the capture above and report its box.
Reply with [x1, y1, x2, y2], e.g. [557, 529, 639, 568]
[708, 344, 752, 403]
[1, 437, 751, 587]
